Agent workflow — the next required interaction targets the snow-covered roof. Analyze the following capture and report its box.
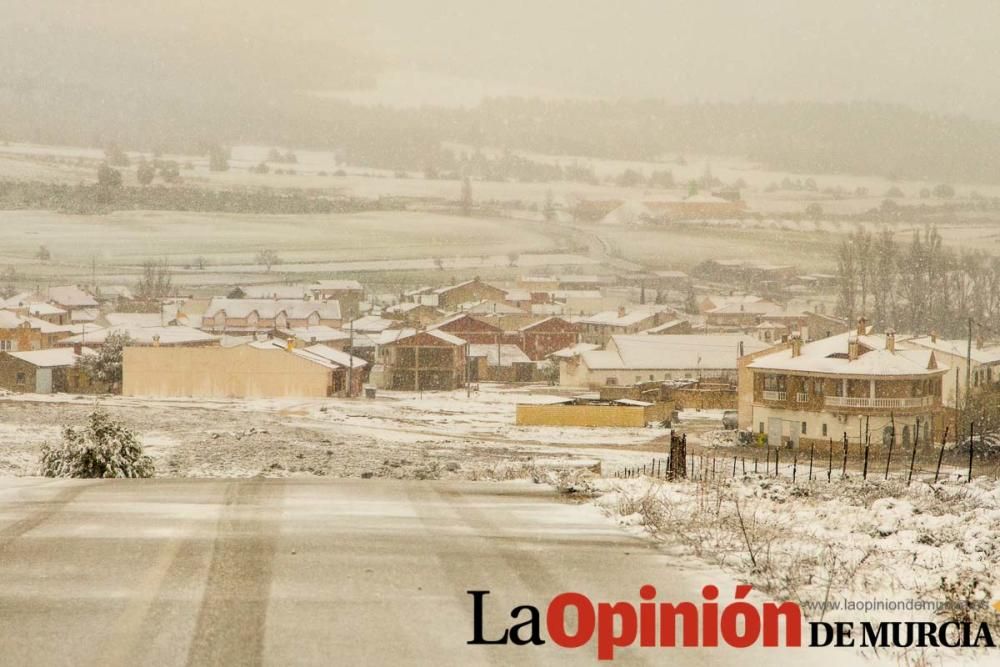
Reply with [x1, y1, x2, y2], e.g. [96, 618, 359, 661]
[27, 303, 66, 317]
[457, 299, 524, 315]
[293, 344, 368, 370]
[905, 336, 1000, 365]
[0, 292, 32, 309]
[0, 310, 27, 329]
[385, 329, 466, 346]
[548, 342, 600, 359]
[749, 332, 947, 377]
[467, 344, 532, 366]
[204, 298, 341, 321]
[581, 334, 771, 370]
[59, 325, 217, 346]
[104, 313, 167, 328]
[7, 347, 94, 367]
[639, 319, 689, 334]
[349, 315, 396, 333]
[46, 285, 98, 308]
[707, 301, 783, 315]
[580, 308, 669, 328]
[279, 326, 351, 344]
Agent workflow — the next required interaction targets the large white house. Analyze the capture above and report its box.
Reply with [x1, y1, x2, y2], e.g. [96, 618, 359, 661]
[559, 334, 771, 388]
[742, 325, 946, 449]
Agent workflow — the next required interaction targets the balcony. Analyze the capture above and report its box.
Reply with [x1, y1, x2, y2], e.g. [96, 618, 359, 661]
[824, 396, 935, 409]
[762, 390, 786, 401]
[795, 392, 809, 402]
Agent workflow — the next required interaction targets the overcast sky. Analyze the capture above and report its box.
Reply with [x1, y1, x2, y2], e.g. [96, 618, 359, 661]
[6, 0, 1000, 118]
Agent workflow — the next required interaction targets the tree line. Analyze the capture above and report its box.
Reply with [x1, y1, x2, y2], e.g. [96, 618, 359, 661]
[835, 226, 1000, 339]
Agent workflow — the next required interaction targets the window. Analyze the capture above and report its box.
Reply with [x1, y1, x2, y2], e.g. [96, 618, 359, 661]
[0, 340, 10, 351]
[759, 422, 765, 434]
[822, 423, 828, 437]
[15, 372, 25, 385]
[814, 379, 824, 395]
[801, 422, 807, 435]
[605, 377, 618, 386]
[649, 374, 654, 381]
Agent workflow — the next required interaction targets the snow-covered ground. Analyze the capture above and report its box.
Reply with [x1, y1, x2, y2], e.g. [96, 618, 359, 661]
[593, 473, 1000, 664]
[0, 385, 669, 478]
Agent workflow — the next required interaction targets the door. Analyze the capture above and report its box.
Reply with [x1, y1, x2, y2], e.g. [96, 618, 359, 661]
[767, 417, 782, 447]
[36, 368, 53, 394]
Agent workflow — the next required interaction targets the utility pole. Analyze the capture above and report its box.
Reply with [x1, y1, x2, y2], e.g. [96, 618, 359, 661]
[966, 318, 973, 407]
[347, 317, 354, 397]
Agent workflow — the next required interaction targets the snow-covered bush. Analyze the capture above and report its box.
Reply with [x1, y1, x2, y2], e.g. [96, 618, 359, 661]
[40, 409, 153, 478]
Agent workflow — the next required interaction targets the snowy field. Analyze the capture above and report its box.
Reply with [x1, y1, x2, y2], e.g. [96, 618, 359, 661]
[0, 385, 670, 479]
[594, 474, 1000, 665]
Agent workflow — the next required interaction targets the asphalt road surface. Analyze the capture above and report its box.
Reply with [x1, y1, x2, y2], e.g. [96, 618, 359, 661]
[0, 478, 828, 666]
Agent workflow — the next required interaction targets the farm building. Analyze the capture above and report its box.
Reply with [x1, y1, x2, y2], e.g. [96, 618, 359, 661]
[0, 347, 99, 394]
[578, 307, 676, 345]
[377, 330, 468, 391]
[515, 397, 669, 427]
[122, 342, 367, 398]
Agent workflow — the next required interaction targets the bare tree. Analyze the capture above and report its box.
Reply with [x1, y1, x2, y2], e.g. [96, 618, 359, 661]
[255, 249, 281, 272]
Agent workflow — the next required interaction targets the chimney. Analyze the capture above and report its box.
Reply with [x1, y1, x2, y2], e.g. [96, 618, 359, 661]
[790, 333, 802, 358]
[286, 338, 295, 351]
[886, 329, 895, 353]
[848, 334, 859, 361]
[152, 334, 161, 348]
[73, 343, 82, 355]
[930, 330, 937, 343]
[857, 316, 867, 336]
[617, 306, 626, 318]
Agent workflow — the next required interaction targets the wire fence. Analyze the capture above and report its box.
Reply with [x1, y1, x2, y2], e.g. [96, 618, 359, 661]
[614, 433, 1000, 485]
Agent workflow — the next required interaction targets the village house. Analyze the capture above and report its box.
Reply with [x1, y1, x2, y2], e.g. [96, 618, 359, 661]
[377, 329, 468, 391]
[560, 333, 770, 388]
[904, 333, 1000, 408]
[310, 280, 364, 318]
[383, 302, 444, 327]
[0, 346, 99, 394]
[429, 278, 508, 310]
[704, 300, 785, 329]
[429, 313, 504, 345]
[742, 322, 946, 450]
[467, 343, 534, 382]
[44, 285, 99, 312]
[516, 317, 580, 360]
[201, 298, 342, 334]
[640, 319, 693, 335]
[578, 307, 675, 345]
[0, 310, 73, 351]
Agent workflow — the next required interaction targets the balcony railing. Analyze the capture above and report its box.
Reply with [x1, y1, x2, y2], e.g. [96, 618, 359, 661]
[762, 390, 786, 401]
[824, 396, 935, 409]
[795, 392, 809, 402]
